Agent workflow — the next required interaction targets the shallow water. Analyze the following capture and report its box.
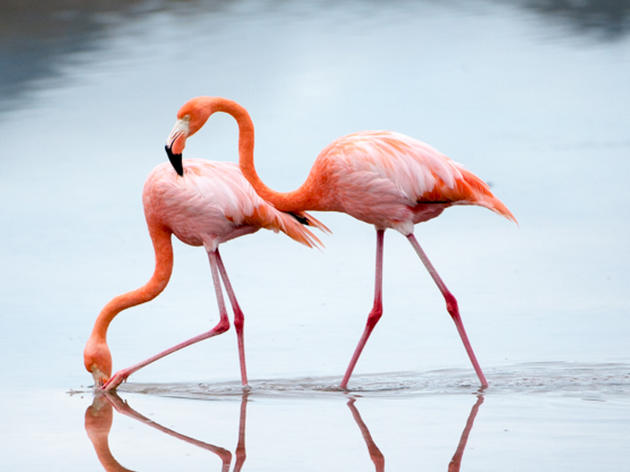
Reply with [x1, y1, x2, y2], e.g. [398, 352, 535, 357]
[6, 363, 630, 470]
[89, 362, 630, 400]
[1, 0, 630, 470]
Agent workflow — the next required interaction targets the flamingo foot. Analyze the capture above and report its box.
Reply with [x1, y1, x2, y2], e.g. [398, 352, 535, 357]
[101, 368, 132, 391]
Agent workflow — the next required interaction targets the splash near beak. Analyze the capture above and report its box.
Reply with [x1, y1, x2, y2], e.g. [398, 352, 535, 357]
[91, 368, 109, 389]
[165, 145, 184, 176]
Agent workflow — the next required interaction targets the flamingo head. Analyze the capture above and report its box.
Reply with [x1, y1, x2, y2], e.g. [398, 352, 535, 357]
[84, 337, 112, 388]
[165, 96, 221, 176]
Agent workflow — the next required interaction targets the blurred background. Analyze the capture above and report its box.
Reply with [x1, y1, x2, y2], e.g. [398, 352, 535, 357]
[1, 0, 629, 470]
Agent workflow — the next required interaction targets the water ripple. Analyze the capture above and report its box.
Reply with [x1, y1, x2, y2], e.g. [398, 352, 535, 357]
[111, 362, 630, 401]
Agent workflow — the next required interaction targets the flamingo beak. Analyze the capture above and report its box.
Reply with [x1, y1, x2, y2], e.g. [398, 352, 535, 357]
[165, 118, 189, 177]
[165, 144, 184, 177]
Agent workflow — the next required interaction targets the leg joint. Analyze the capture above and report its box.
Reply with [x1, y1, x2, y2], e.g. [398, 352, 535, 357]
[444, 292, 459, 318]
[366, 303, 383, 328]
[233, 310, 244, 332]
[214, 317, 230, 334]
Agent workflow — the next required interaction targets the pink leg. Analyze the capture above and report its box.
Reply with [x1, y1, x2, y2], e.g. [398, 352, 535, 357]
[340, 229, 384, 390]
[102, 250, 230, 391]
[406, 233, 488, 388]
[215, 250, 248, 387]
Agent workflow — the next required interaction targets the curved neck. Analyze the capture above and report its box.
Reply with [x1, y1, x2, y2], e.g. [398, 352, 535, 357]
[89, 224, 173, 343]
[212, 98, 315, 212]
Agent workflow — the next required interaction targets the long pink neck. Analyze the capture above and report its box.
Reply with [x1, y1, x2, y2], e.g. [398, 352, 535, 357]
[89, 224, 173, 343]
[209, 98, 317, 212]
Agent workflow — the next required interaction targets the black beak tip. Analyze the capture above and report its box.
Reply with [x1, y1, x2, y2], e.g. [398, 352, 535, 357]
[164, 145, 184, 177]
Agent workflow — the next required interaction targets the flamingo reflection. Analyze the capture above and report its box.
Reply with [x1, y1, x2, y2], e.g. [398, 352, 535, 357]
[86, 389, 483, 471]
[347, 395, 485, 471]
[84, 395, 134, 472]
[84, 392, 248, 472]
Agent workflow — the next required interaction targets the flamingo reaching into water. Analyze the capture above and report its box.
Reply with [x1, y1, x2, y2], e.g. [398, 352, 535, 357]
[165, 96, 516, 389]
[83, 105, 327, 391]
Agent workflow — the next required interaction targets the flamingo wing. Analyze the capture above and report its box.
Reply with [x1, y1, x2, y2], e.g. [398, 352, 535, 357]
[319, 131, 515, 224]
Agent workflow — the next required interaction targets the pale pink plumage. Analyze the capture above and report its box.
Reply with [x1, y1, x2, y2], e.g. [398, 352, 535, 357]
[299, 130, 515, 233]
[144, 159, 322, 251]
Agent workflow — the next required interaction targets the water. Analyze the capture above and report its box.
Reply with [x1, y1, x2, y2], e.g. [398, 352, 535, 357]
[1, 0, 629, 470]
[100, 362, 630, 399]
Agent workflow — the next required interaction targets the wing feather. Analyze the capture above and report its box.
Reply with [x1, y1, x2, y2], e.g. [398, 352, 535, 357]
[317, 131, 515, 224]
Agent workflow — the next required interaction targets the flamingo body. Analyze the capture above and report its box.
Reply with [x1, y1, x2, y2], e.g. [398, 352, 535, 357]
[144, 159, 319, 251]
[286, 130, 515, 233]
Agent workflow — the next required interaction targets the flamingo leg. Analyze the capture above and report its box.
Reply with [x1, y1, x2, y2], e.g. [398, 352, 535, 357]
[215, 249, 248, 387]
[102, 250, 230, 391]
[340, 228, 385, 390]
[406, 233, 488, 388]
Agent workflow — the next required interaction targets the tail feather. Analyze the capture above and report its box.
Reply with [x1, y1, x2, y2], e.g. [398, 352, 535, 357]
[460, 169, 517, 224]
[291, 211, 332, 234]
[480, 196, 517, 224]
[245, 205, 329, 249]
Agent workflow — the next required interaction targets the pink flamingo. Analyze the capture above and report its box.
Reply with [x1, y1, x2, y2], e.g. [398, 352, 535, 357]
[164, 97, 516, 389]
[83, 102, 327, 390]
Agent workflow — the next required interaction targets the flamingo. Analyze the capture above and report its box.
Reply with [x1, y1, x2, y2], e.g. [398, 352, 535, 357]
[83, 104, 328, 391]
[165, 97, 516, 389]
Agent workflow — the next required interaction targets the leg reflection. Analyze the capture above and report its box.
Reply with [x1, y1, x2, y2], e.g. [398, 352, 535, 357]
[347, 398, 385, 472]
[448, 395, 484, 472]
[84, 392, 249, 472]
[233, 391, 249, 472]
[347, 394, 485, 471]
